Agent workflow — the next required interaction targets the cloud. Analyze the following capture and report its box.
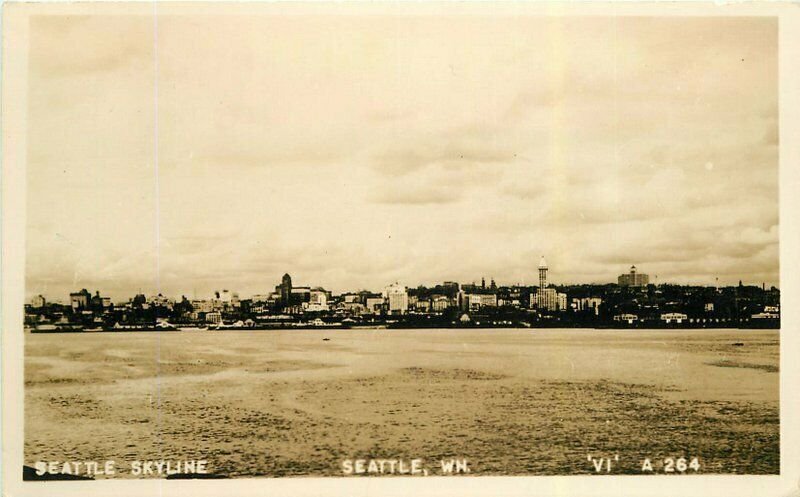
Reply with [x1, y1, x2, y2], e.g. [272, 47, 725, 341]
[30, 16, 153, 79]
[368, 126, 521, 178]
[23, 14, 779, 299]
[369, 186, 462, 206]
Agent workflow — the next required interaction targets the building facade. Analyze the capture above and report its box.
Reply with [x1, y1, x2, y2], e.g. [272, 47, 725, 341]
[70, 289, 91, 310]
[618, 265, 649, 287]
[31, 295, 46, 308]
[575, 297, 603, 315]
[533, 256, 566, 311]
[385, 283, 409, 314]
[365, 297, 385, 314]
[661, 312, 688, 324]
[279, 273, 293, 306]
[462, 293, 498, 311]
[534, 288, 567, 311]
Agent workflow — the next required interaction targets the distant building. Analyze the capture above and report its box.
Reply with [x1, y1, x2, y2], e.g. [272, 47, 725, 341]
[614, 313, 639, 324]
[538, 256, 548, 295]
[70, 289, 91, 310]
[192, 299, 214, 313]
[415, 300, 431, 312]
[575, 297, 602, 315]
[534, 288, 567, 311]
[442, 282, 460, 293]
[462, 293, 498, 311]
[365, 296, 385, 314]
[90, 291, 105, 310]
[752, 311, 779, 320]
[291, 287, 312, 303]
[206, 312, 222, 324]
[704, 303, 715, 312]
[279, 273, 293, 306]
[535, 256, 549, 309]
[431, 295, 452, 312]
[618, 265, 649, 287]
[210, 290, 238, 310]
[385, 283, 409, 314]
[661, 312, 688, 324]
[341, 301, 366, 314]
[342, 293, 361, 304]
[31, 295, 46, 308]
[149, 293, 173, 308]
[533, 256, 566, 310]
[308, 288, 329, 311]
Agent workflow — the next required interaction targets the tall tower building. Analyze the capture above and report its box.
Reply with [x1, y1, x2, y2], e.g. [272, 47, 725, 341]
[538, 256, 548, 290]
[280, 273, 293, 306]
[534, 256, 564, 311]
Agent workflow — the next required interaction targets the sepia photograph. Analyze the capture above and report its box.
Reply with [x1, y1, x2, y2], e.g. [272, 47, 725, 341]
[2, 2, 799, 497]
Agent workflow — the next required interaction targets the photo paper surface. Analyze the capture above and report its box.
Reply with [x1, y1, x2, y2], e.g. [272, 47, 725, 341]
[2, 3, 799, 496]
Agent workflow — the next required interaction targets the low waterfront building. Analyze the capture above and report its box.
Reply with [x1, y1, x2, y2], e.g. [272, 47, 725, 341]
[661, 312, 688, 324]
[752, 311, 780, 320]
[613, 313, 639, 324]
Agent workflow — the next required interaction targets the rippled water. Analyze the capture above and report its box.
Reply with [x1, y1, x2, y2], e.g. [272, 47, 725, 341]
[25, 328, 779, 476]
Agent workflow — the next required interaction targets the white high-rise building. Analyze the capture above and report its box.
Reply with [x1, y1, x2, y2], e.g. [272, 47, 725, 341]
[536, 256, 550, 309]
[384, 283, 409, 314]
[538, 256, 548, 292]
[534, 255, 567, 311]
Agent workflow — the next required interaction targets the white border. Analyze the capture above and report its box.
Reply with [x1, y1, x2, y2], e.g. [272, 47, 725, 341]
[3, 2, 799, 497]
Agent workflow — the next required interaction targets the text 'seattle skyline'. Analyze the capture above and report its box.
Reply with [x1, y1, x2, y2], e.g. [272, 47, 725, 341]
[25, 16, 778, 300]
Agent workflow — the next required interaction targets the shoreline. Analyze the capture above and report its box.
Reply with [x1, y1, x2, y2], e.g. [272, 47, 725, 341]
[26, 324, 781, 334]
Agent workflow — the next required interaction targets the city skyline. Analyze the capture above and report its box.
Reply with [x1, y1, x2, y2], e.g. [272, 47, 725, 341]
[25, 15, 778, 300]
[29, 262, 779, 305]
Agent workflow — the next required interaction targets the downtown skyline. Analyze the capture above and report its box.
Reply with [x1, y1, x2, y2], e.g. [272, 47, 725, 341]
[24, 15, 778, 301]
[29, 263, 778, 305]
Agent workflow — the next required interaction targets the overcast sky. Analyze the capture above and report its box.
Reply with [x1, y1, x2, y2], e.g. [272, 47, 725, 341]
[25, 14, 778, 301]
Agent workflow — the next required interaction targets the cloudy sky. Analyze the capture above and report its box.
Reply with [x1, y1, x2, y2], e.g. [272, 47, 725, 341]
[25, 14, 778, 301]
